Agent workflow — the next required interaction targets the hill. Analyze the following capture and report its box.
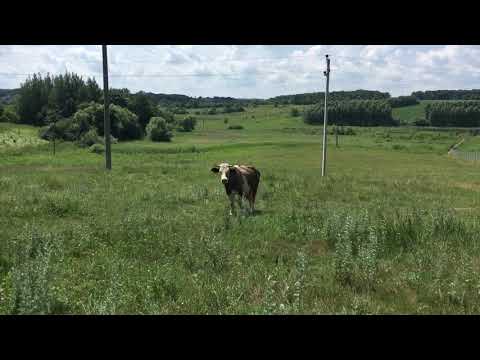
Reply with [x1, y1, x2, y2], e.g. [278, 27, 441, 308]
[0, 89, 20, 104]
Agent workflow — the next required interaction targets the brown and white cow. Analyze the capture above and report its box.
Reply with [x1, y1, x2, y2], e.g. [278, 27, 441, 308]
[211, 163, 261, 215]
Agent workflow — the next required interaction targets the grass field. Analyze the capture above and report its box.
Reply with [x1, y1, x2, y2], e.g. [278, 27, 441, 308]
[392, 101, 434, 124]
[2, 104, 480, 314]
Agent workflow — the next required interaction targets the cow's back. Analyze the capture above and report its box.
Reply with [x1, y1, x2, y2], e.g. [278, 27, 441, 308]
[235, 165, 260, 194]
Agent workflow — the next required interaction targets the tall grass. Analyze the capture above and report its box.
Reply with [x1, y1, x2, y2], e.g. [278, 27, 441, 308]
[2, 107, 480, 314]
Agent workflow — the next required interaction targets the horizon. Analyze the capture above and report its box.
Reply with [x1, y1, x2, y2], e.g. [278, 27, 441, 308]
[2, 85, 480, 101]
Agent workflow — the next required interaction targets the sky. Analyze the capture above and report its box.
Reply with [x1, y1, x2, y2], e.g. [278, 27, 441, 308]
[1, 45, 479, 99]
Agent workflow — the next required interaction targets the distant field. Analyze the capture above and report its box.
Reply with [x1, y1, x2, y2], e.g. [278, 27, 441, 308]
[2, 104, 480, 315]
[392, 101, 431, 124]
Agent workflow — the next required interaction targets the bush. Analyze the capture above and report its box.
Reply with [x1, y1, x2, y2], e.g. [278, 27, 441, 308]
[0, 107, 19, 123]
[111, 105, 143, 140]
[146, 117, 173, 142]
[208, 108, 217, 115]
[156, 109, 176, 124]
[329, 126, 356, 135]
[172, 107, 188, 114]
[178, 116, 197, 132]
[223, 105, 245, 113]
[227, 125, 244, 130]
[224, 118, 229, 124]
[89, 143, 105, 154]
[78, 128, 102, 147]
[46, 118, 78, 142]
[71, 103, 142, 141]
[413, 118, 430, 127]
[290, 108, 300, 117]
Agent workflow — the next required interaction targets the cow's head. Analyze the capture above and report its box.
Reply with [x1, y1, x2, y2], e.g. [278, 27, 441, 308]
[211, 163, 235, 184]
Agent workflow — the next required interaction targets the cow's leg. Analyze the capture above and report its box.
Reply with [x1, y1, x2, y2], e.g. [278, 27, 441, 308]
[250, 198, 255, 214]
[237, 194, 245, 214]
[228, 193, 236, 215]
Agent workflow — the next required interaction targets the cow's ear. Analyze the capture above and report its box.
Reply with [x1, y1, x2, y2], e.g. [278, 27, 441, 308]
[211, 166, 220, 173]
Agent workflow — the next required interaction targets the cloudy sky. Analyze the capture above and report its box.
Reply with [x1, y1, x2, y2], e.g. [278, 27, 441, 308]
[1, 45, 479, 98]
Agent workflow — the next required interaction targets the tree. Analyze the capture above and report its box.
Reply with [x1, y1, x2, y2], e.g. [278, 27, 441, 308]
[178, 116, 197, 132]
[146, 117, 173, 142]
[16, 72, 103, 126]
[290, 108, 300, 117]
[389, 96, 419, 108]
[17, 73, 52, 125]
[107, 88, 130, 107]
[425, 101, 480, 127]
[127, 91, 156, 131]
[304, 100, 396, 127]
[85, 78, 102, 103]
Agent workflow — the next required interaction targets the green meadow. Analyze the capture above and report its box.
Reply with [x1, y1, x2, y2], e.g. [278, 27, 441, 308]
[1, 104, 480, 314]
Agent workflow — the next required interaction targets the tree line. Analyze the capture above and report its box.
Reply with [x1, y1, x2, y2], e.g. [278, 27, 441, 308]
[412, 90, 480, 100]
[143, 93, 264, 108]
[388, 96, 419, 108]
[425, 101, 480, 127]
[269, 90, 391, 105]
[303, 100, 397, 126]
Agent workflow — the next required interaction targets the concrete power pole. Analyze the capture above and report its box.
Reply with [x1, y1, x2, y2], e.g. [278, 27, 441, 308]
[321, 54, 330, 177]
[102, 45, 112, 170]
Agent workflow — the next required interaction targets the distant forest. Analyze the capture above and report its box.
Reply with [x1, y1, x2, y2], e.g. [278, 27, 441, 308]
[4, 81, 480, 108]
[411, 90, 480, 100]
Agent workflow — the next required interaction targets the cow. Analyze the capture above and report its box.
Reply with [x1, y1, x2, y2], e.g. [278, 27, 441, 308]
[211, 163, 261, 215]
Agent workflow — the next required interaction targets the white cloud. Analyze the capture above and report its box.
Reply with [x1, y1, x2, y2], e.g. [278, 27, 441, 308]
[1, 45, 480, 98]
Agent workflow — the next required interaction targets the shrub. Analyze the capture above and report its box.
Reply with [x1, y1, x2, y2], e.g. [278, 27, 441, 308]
[89, 143, 105, 154]
[208, 108, 217, 115]
[156, 109, 176, 124]
[78, 128, 102, 147]
[146, 117, 173, 142]
[227, 125, 244, 130]
[0, 107, 19, 123]
[172, 107, 188, 114]
[290, 108, 300, 117]
[392, 144, 406, 150]
[71, 103, 142, 141]
[111, 105, 143, 140]
[329, 126, 356, 135]
[223, 105, 245, 113]
[178, 116, 197, 132]
[413, 118, 430, 127]
[47, 118, 78, 142]
[224, 118, 229, 124]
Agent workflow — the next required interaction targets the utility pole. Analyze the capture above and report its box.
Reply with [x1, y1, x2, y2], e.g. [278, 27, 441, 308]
[102, 45, 112, 170]
[321, 54, 330, 177]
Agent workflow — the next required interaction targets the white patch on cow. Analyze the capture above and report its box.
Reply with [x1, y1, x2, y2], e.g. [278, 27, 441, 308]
[217, 163, 230, 184]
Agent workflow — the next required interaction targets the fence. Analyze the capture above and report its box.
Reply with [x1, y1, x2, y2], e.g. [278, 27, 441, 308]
[449, 149, 480, 161]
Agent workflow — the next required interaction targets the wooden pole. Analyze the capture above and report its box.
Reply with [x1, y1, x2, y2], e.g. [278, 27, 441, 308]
[321, 55, 330, 177]
[102, 45, 112, 170]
